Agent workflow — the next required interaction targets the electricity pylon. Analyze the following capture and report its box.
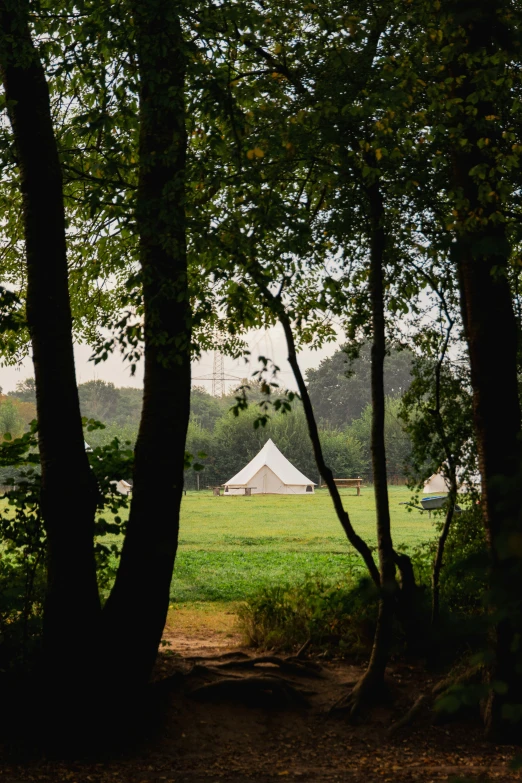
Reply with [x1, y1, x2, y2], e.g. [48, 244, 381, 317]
[212, 350, 225, 397]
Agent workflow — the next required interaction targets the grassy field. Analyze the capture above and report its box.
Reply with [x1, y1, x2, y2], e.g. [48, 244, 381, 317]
[0, 485, 439, 604]
[170, 486, 436, 603]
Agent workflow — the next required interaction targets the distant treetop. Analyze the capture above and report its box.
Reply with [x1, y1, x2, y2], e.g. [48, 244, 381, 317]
[305, 343, 413, 429]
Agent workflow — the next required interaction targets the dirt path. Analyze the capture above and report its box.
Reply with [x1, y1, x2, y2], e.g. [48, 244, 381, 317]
[162, 605, 242, 656]
[1, 614, 520, 783]
[150, 651, 520, 783]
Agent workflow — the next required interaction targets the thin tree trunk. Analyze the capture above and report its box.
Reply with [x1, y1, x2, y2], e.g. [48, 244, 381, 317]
[0, 2, 100, 681]
[429, 307, 457, 628]
[279, 313, 381, 588]
[431, 482, 456, 626]
[102, 0, 191, 687]
[348, 181, 397, 708]
[244, 260, 380, 588]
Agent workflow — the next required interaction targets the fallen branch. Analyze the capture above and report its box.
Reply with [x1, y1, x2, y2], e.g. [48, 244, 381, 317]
[188, 663, 244, 679]
[286, 655, 321, 671]
[386, 695, 426, 736]
[295, 638, 311, 659]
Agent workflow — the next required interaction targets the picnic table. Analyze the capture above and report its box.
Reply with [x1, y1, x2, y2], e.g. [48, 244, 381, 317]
[320, 478, 363, 496]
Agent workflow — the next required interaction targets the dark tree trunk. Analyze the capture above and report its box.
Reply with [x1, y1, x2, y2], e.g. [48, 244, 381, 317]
[0, 2, 100, 681]
[444, 0, 522, 739]
[392, 548, 419, 654]
[457, 235, 522, 738]
[102, 0, 191, 687]
[349, 181, 397, 708]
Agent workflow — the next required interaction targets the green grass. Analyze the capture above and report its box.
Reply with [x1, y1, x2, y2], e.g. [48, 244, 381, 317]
[170, 486, 437, 602]
[0, 485, 439, 604]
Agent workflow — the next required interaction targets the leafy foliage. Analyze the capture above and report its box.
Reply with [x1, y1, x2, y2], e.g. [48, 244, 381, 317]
[238, 576, 379, 656]
[0, 422, 133, 670]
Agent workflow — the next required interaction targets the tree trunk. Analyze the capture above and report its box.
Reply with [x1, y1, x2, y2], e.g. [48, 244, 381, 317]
[349, 181, 397, 708]
[0, 2, 100, 682]
[431, 482, 456, 627]
[457, 234, 522, 738]
[444, 0, 522, 739]
[102, 0, 191, 687]
[428, 313, 458, 629]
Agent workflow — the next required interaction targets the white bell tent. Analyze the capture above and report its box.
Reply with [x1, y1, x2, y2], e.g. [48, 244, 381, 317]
[423, 470, 481, 494]
[223, 439, 316, 495]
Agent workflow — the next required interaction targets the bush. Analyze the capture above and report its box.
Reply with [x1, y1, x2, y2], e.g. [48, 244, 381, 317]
[238, 575, 379, 657]
[440, 504, 488, 614]
[0, 551, 45, 672]
[239, 505, 489, 663]
[408, 503, 488, 616]
[0, 467, 45, 673]
[0, 426, 134, 673]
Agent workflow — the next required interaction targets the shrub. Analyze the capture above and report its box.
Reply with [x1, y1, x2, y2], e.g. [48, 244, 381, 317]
[407, 503, 488, 615]
[238, 575, 379, 657]
[239, 505, 489, 663]
[0, 425, 133, 673]
[0, 467, 45, 673]
[440, 504, 488, 614]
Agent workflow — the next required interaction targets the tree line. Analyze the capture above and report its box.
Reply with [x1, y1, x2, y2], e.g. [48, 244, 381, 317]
[1, 342, 414, 487]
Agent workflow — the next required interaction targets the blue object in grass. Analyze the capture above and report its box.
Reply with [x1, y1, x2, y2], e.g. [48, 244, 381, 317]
[400, 495, 462, 515]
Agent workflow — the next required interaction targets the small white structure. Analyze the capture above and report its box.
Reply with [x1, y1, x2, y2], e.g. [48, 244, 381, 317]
[224, 439, 316, 495]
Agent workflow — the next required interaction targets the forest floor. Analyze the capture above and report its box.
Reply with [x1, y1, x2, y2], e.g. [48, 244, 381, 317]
[1, 612, 520, 783]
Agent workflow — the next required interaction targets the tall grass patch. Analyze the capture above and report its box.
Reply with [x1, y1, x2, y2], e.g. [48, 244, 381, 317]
[238, 576, 380, 656]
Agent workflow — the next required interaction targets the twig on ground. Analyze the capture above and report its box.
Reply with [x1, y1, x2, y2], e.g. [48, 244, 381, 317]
[386, 695, 427, 737]
[295, 638, 311, 659]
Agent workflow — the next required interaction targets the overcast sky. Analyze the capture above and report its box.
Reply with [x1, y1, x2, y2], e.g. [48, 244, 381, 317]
[0, 324, 342, 395]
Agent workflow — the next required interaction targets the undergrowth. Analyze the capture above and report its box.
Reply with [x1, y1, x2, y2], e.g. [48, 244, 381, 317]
[239, 507, 490, 662]
[238, 575, 379, 656]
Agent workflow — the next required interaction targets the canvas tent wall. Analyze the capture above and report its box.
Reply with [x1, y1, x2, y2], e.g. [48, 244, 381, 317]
[224, 439, 316, 495]
[423, 470, 481, 494]
[423, 473, 448, 494]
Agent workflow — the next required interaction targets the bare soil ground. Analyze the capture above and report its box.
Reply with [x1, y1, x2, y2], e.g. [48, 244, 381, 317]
[0, 616, 520, 783]
[162, 604, 242, 656]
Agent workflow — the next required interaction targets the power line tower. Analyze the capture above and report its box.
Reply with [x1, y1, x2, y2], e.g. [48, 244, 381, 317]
[192, 343, 241, 397]
[212, 350, 225, 397]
